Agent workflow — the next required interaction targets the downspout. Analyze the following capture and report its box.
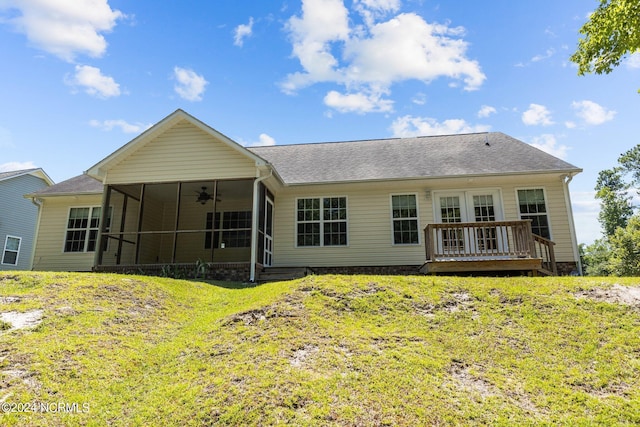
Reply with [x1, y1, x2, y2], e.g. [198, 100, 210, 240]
[250, 168, 273, 282]
[28, 197, 44, 271]
[563, 173, 582, 275]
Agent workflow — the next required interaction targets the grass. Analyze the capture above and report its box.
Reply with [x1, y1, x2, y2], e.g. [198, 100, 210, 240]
[0, 272, 639, 426]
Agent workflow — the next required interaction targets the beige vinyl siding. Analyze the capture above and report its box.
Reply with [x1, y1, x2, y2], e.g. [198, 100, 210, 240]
[272, 174, 577, 267]
[32, 195, 104, 271]
[106, 120, 258, 184]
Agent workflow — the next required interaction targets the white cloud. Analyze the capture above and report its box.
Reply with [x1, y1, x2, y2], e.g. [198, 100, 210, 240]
[66, 65, 121, 98]
[391, 115, 490, 137]
[281, 1, 485, 112]
[565, 121, 576, 129]
[412, 93, 427, 105]
[354, 0, 400, 26]
[324, 90, 393, 113]
[627, 53, 640, 69]
[173, 67, 208, 101]
[282, 0, 350, 93]
[522, 103, 554, 126]
[571, 100, 616, 125]
[242, 133, 277, 147]
[0, 0, 124, 61]
[89, 119, 152, 134]
[234, 17, 254, 47]
[528, 134, 569, 159]
[571, 191, 601, 244]
[477, 105, 496, 118]
[0, 161, 36, 172]
[531, 48, 555, 62]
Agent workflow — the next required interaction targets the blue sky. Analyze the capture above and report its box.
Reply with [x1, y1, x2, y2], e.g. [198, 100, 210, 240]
[1, 0, 639, 244]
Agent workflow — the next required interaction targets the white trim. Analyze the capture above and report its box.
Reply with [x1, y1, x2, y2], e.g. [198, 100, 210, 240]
[86, 109, 271, 180]
[294, 196, 349, 248]
[63, 206, 112, 254]
[514, 187, 553, 240]
[432, 189, 505, 223]
[2, 235, 22, 266]
[562, 175, 582, 274]
[389, 193, 421, 246]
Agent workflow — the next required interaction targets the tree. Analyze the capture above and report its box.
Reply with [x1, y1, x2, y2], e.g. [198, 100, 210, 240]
[594, 167, 634, 236]
[570, 0, 640, 87]
[608, 215, 640, 275]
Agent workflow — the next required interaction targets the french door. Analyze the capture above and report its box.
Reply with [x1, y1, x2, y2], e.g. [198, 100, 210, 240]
[434, 190, 506, 256]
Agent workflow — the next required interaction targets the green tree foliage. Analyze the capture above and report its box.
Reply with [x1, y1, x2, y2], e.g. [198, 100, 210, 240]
[594, 167, 634, 236]
[608, 215, 640, 275]
[580, 239, 613, 276]
[570, 0, 640, 77]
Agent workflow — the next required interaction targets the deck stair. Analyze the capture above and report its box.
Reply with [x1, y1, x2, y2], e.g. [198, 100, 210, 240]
[257, 267, 313, 282]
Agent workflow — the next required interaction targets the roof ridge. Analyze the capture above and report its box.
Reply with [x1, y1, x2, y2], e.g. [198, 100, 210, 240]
[249, 131, 493, 149]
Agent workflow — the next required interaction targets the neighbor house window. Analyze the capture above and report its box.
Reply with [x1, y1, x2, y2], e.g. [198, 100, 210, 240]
[517, 189, 551, 239]
[2, 236, 21, 265]
[64, 207, 111, 252]
[205, 211, 252, 249]
[297, 197, 347, 247]
[391, 195, 419, 244]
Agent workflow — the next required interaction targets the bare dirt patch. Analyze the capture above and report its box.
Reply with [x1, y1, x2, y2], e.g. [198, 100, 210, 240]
[576, 284, 640, 307]
[0, 309, 43, 330]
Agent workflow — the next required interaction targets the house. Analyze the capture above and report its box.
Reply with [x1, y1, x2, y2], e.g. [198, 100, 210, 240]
[0, 168, 53, 270]
[27, 109, 582, 280]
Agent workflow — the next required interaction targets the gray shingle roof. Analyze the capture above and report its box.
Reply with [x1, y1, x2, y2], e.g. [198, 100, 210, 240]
[31, 174, 102, 196]
[0, 168, 39, 182]
[33, 131, 582, 196]
[249, 132, 581, 184]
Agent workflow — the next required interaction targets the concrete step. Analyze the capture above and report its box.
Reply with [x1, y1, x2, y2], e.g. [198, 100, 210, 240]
[257, 267, 312, 282]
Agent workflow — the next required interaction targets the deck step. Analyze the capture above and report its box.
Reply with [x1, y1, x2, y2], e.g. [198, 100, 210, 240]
[257, 267, 312, 282]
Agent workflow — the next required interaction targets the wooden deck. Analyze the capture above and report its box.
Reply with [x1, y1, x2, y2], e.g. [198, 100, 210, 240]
[420, 220, 557, 276]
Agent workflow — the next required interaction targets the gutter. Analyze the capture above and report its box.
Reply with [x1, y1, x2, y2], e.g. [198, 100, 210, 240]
[28, 197, 44, 271]
[563, 172, 583, 275]
[279, 168, 584, 187]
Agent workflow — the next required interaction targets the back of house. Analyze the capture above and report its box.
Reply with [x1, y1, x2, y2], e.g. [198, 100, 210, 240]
[27, 110, 582, 280]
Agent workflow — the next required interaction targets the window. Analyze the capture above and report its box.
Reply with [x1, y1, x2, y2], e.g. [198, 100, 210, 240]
[64, 207, 111, 253]
[517, 189, 550, 239]
[391, 195, 419, 244]
[297, 197, 347, 247]
[205, 211, 252, 249]
[2, 236, 21, 265]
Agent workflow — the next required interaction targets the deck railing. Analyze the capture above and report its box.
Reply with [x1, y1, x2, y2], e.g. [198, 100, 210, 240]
[424, 220, 557, 274]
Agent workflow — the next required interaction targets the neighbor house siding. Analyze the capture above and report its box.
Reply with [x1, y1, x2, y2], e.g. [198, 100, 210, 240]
[106, 120, 258, 184]
[272, 174, 576, 268]
[32, 195, 104, 271]
[0, 174, 50, 270]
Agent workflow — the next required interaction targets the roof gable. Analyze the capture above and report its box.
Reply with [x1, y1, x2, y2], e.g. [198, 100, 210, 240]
[0, 168, 54, 186]
[86, 109, 267, 181]
[249, 132, 581, 185]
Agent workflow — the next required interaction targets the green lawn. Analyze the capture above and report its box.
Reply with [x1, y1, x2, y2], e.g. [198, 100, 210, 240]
[1, 272, 639, 426]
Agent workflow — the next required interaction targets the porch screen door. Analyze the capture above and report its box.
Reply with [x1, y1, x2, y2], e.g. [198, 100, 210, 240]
[435, 191, 505, 256]
[263, 197, 274, 266]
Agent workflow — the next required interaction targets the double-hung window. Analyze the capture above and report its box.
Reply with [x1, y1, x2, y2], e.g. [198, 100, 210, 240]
[64, 207, 111, 252]
[2, 236, 21, 265]
[391, 195, 419, 244]
[297, 197, 347, 247]
[517, 189, 551, 239]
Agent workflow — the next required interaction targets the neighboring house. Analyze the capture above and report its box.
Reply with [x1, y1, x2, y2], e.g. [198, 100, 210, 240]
[0, 168, 53, 270]
[28, 109, 582, 281]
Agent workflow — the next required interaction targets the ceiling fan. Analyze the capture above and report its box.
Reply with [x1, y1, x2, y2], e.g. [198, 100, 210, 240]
[195, 186, 221, 205]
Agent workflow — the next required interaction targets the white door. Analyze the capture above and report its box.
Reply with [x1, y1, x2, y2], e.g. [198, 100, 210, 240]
[263, 197, 274, 266]
[434, 191, 505, 256]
